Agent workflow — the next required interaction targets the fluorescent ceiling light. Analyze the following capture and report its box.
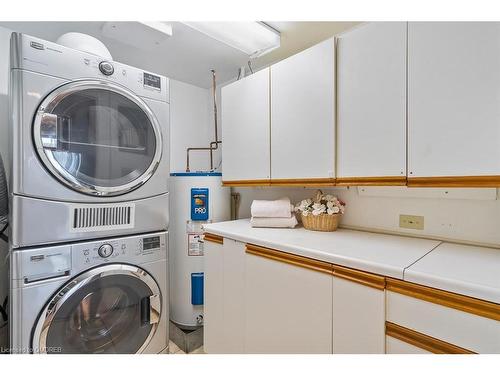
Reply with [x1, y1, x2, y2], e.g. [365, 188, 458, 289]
[183, 22, 280, 58]
[138, 22, 173, 37]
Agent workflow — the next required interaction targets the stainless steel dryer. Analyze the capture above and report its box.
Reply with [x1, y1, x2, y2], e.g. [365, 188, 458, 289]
[10, 231, 168, 354]
[7, 33, 170, 248]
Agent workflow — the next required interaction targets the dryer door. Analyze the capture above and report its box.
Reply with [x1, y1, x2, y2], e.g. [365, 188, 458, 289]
[33, 80, 163, 197]
[32, 264, 161, 354]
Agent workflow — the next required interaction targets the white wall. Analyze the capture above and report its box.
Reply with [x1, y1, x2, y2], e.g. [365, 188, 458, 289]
[169, 79, 221, 173]
[234, 186, 500, 248]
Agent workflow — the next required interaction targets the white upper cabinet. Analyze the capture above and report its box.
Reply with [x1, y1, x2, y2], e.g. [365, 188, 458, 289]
[337, 22, 407, 182]
[221, 68, 270, 182]
[408, 22, 500, 179]
[270, 38, 335, 181]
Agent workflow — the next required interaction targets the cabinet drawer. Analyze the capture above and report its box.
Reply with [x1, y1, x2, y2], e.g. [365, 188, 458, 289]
[386, 290, 500, 353]
[386, 322, 473, 354]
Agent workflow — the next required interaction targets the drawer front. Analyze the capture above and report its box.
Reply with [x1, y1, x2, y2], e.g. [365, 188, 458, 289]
[387, 291, 500, 353]
[386, 321, 473, 354]
[386, 336, 430, 354]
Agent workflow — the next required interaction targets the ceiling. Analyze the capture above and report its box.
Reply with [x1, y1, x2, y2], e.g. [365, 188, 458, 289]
[0, 21, 360, 88]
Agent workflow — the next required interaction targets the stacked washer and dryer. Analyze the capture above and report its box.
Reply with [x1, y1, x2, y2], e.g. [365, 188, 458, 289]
[4, 33, 170, 353]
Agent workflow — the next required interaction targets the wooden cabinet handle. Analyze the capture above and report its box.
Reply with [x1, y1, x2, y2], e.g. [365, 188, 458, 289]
[245, 243, 387, 289]
[204, 233, 224, 245]
[245, 243, 333, 275]
[336, 176, 407, 186]
[407, 175, 500, 187]
[386, 321, 475, 354]
[332, 264, 386, 290]
[222, 179, 270, 187]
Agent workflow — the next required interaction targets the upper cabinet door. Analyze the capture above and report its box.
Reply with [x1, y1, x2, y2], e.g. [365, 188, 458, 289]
[408, 22, 500, 184]
[337, 22, 407, 184]
[270, 38, 335, 182]
[221, 68, 270, 182]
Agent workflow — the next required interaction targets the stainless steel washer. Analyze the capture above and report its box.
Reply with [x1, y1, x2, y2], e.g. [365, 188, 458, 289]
[10, 231, 168, 354]
[6, 33, 170, 248]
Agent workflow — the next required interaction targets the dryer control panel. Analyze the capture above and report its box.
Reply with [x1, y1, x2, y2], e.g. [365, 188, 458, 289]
[11, 33, 170, 103]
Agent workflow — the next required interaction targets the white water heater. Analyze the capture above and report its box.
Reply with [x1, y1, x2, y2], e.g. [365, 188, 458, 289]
[169, 172, 230, 330]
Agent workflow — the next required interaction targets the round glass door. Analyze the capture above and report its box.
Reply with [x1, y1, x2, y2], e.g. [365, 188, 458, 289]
[33, 80, 163, 196]
[32, 264, 161, 354]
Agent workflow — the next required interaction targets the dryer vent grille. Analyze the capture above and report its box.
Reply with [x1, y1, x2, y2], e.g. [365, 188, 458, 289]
[70, 203, 135, 232]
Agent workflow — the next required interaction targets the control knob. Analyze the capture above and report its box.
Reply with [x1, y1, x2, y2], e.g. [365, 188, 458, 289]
[99, 61, 114, 76]
[98, 244, 114, 258]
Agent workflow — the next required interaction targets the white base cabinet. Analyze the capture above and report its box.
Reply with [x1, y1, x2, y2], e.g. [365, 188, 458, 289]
[332, 276, 385, 353]
[245, 248, 333, 353]
[205, 234, 500, 354]
[203, 237, 245, 353]
[387, 289, 500, 353]
[205, 238, 388, 354]
[203, 238, 224, 353]
[221, 239, 246, 353]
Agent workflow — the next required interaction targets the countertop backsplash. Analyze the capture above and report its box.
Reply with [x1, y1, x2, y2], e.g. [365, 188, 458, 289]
[232, 186, 500, 248]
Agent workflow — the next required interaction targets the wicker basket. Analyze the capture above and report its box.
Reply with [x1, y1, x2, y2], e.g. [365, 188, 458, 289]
[301, 213, 341, 232]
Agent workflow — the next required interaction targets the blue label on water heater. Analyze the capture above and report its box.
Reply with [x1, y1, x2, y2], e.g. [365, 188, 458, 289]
[191, 188, 209, 221]
[191, 272, 204, 305]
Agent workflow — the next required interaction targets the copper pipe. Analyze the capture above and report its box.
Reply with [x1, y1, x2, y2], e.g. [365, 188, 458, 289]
[186, 146, 214, 172]
[185, 69, 221, 172]
[211, 69, 219, 145]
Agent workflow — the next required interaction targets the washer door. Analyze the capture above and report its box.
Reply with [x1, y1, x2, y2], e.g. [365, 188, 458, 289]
[32, 264, 161, 354]
[33, 80, 163, 196]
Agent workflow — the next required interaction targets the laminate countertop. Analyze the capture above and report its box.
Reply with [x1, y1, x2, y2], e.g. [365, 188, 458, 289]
[203, 219, 500, 303]
[405, 242, 500, 304]
[203, 219, 440, 279]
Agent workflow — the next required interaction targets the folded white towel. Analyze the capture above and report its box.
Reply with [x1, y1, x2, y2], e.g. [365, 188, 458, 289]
[250, 197, 293, 218]
[250, 216, 298, 228]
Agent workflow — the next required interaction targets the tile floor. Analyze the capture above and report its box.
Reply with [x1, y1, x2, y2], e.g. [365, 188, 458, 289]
[169, 340, 205, 354]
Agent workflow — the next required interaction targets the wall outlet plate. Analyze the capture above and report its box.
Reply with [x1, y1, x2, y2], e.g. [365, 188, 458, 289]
[399, 214, 424, 230]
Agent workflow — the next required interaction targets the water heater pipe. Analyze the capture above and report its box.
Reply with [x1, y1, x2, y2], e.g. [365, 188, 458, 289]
[186, 70, 221, 172]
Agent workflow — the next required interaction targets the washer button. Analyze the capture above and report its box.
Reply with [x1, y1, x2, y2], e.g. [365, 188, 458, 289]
[98, 244, 114, 258]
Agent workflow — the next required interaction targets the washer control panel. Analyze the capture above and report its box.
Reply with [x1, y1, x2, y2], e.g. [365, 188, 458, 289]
[72, 232, 167, 267]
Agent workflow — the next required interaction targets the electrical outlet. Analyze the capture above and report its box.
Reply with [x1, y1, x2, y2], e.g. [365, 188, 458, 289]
[399, 215, 424, 230]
